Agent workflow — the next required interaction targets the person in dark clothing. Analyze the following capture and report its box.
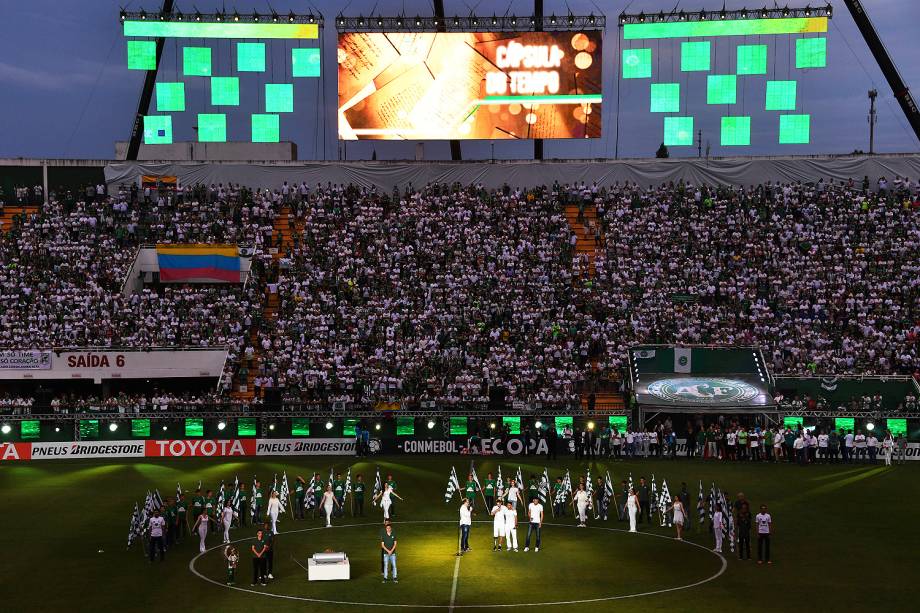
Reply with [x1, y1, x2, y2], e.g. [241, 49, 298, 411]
[737, 502, 752, 560]
[548, 426, 558, 460]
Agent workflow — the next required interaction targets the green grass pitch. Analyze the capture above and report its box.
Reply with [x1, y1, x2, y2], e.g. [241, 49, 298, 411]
[3, 456, 915, 611]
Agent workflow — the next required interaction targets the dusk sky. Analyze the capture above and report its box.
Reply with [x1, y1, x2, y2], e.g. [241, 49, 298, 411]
[0, 0, 918, 160]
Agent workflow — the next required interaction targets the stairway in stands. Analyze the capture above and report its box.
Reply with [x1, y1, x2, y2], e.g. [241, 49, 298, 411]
[0, 205, 38, 236]
[563, 203, 601, 276]
[230, 205, 296, 400]
[561, 203, 626, 413]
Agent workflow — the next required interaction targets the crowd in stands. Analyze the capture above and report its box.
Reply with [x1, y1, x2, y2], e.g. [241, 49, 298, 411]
[1, 176, 918, 405]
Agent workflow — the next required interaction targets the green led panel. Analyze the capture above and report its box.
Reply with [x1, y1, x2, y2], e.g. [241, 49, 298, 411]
[265, 83, 294, 113]
[609, 416, 628, 432]
[131, 419, 150, 437]
[650, 83, 680, 112]
[252, 114, 280, 142]
[79, 419, 99, 439]
[766, 80, 797, 110]
[292, 418, 310, 437]
[554, 416, 573, 436]
[20, 420, 40, 440]
[624, 17, 829, 39]
[185, 418, 204, 437]
[449, 416, 467, 436]
[737, 44, 768, 75]
[237, 42, 265, 72]
[622, 48, 652, 79]
[835, 417, 855, 432]
[127, 40, 157, 70]
[155, 82, 185, 112]
[343, 418, 358, 437]
[197, 113, 227, 142]
[143, 115, 172, 144]
[681, 41, 711, 72]
[721, 116, 751, 146]
[211, 77, 239, 106]
[779, 114, 810, 143]
[707, 75, 737, 105]
[396, 416, 415, 436]
[887, 418, 907, 438]
[292, 47, 321, 77]
[237, 417, 257, 436]
[183, 46, 211, 76]
[664, 116, 694, 146]
[502, 416, 521, 435]
[783, 416, 804, 429]
[796, 37, 827, 68]
[124, 20, 319, 39]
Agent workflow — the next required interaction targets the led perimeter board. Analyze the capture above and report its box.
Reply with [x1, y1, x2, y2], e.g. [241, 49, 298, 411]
[338, 31, 602, 140]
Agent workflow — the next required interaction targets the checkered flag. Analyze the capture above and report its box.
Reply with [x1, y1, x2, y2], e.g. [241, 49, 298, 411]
[127, 502, 140, 549]
[538, 468, 551, 504]
[496, 465, 505, 501]
[445, 466, 461, 503]
[697, 480, 706, 525]
[280, 471, 291, 513]
[372, 467, 383, 507]
[304, 474, 317, 510]
[585, 468, 593, 509]
[658, 479, 672, 527]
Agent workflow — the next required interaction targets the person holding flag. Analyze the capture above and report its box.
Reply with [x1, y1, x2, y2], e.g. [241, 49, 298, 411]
[464, 472, 480, 511]
[594, 475, 607, 521]
[174, 493, 188, 542]
[192, 487, 205, 524]
[252, 479, 263, 524]
[333, 473, 346, 518]
[267, 491, 282, 534]
[312, 475, 324, 519]
[713, 503, 726, 553]
[237, 482, 249, 527]
[385, 474, 399, 518]
[552, 476, 566, 517]
[484, 472, 496, 510]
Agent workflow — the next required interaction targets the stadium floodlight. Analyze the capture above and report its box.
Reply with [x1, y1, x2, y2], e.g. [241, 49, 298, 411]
[325, 421, 333, 430]
[535, 420, 543, 429]
[269, 423, 276, 431]
[162, 425, 168, 431]
[120, 10, 127, 21]
[490, 422, 496, 430]
[288, 12, 295, 22]
[866, 422, 875, 431]
[217, 421, 226, 430]
[232, 11, 240, 22]
[427, 420, 436, 430]
[252, 12, 260, 22]
[54, 427, 60, 433]
[375, 423, 381, 431]
[109, 423, 118, 432]
[1, 424, 11, 434]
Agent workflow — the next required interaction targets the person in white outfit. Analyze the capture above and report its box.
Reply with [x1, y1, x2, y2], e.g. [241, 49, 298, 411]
[192, 511, 213, 553]
[503, 501, 519, 551]
[882, 431, 894, 466]
[627, 488, 640, 533]
[713, 504, 726, 553]
[221, 502, 236, 544]
[491, 501, 506, 551]
[374, 483, 404, 521]
[668, 495, 686, 540]
[572, 483, 589, 527]
[320, 485, 339, 527]
[267, 491, 282, 534]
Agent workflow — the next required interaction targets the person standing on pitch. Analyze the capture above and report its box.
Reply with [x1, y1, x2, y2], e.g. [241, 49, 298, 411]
[251, 528, 268, 586]
[204, 489, 215, 533]
[192, 508, 214, 553]
[237, 483, 248, 527]
[618, 480, 629, 522]
[755, 504, 773, 564]
[484, 472, 496, 510]
[224, 545, 239, 585]
[294, 476, 306, 520]
[504, 501, 519, 552]
[737, 501, 752, 560]
[192, 487, 205, 524]
[668, 495, 686, 541]
[464, 473, 479, 512]
[573, 482, 589, 527]
[637, 478, 650, 524]
[374, 481, 403, 521]
[333, 473, 346, 518]
[507, 477, 524, 513]
[713, 504, 726, 553]
[385, 474, 399, 518]
[491, 498, 506, 551]
[175, 494, 188, 543]
[594, 476, 607, 520]
[320, 484, 339, 527]
[354, 474, 366, 516]
[626, 488, 640, 533]
[252, 480, 264, 522]
[524, 497, 543, 552]
[381, 523, 398, 583]
[221, 501, 236, 544]
[459, 499, 473, 554]
[267, 491, 282, 534]
[148, 509, 166, 562]
[262, 521, 276, 580]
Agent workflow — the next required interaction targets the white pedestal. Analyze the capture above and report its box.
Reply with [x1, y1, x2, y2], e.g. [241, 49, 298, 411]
[308, 558, 350, 581]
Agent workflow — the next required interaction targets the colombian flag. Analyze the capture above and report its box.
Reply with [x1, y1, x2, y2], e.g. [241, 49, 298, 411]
[156, 244, 240, 283]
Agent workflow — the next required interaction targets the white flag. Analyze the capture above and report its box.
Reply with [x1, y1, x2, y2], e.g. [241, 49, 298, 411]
[496, 466, 505, 501]
[372, 467, 382, 507]
[280, 471, 290, 513]
[444, 466, 461, 503]
[674, 347, 692, 373]
[658, 479, 672, 527]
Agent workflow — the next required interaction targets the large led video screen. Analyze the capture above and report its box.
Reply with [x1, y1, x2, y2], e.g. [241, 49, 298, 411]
[337, 31, 602, 140]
